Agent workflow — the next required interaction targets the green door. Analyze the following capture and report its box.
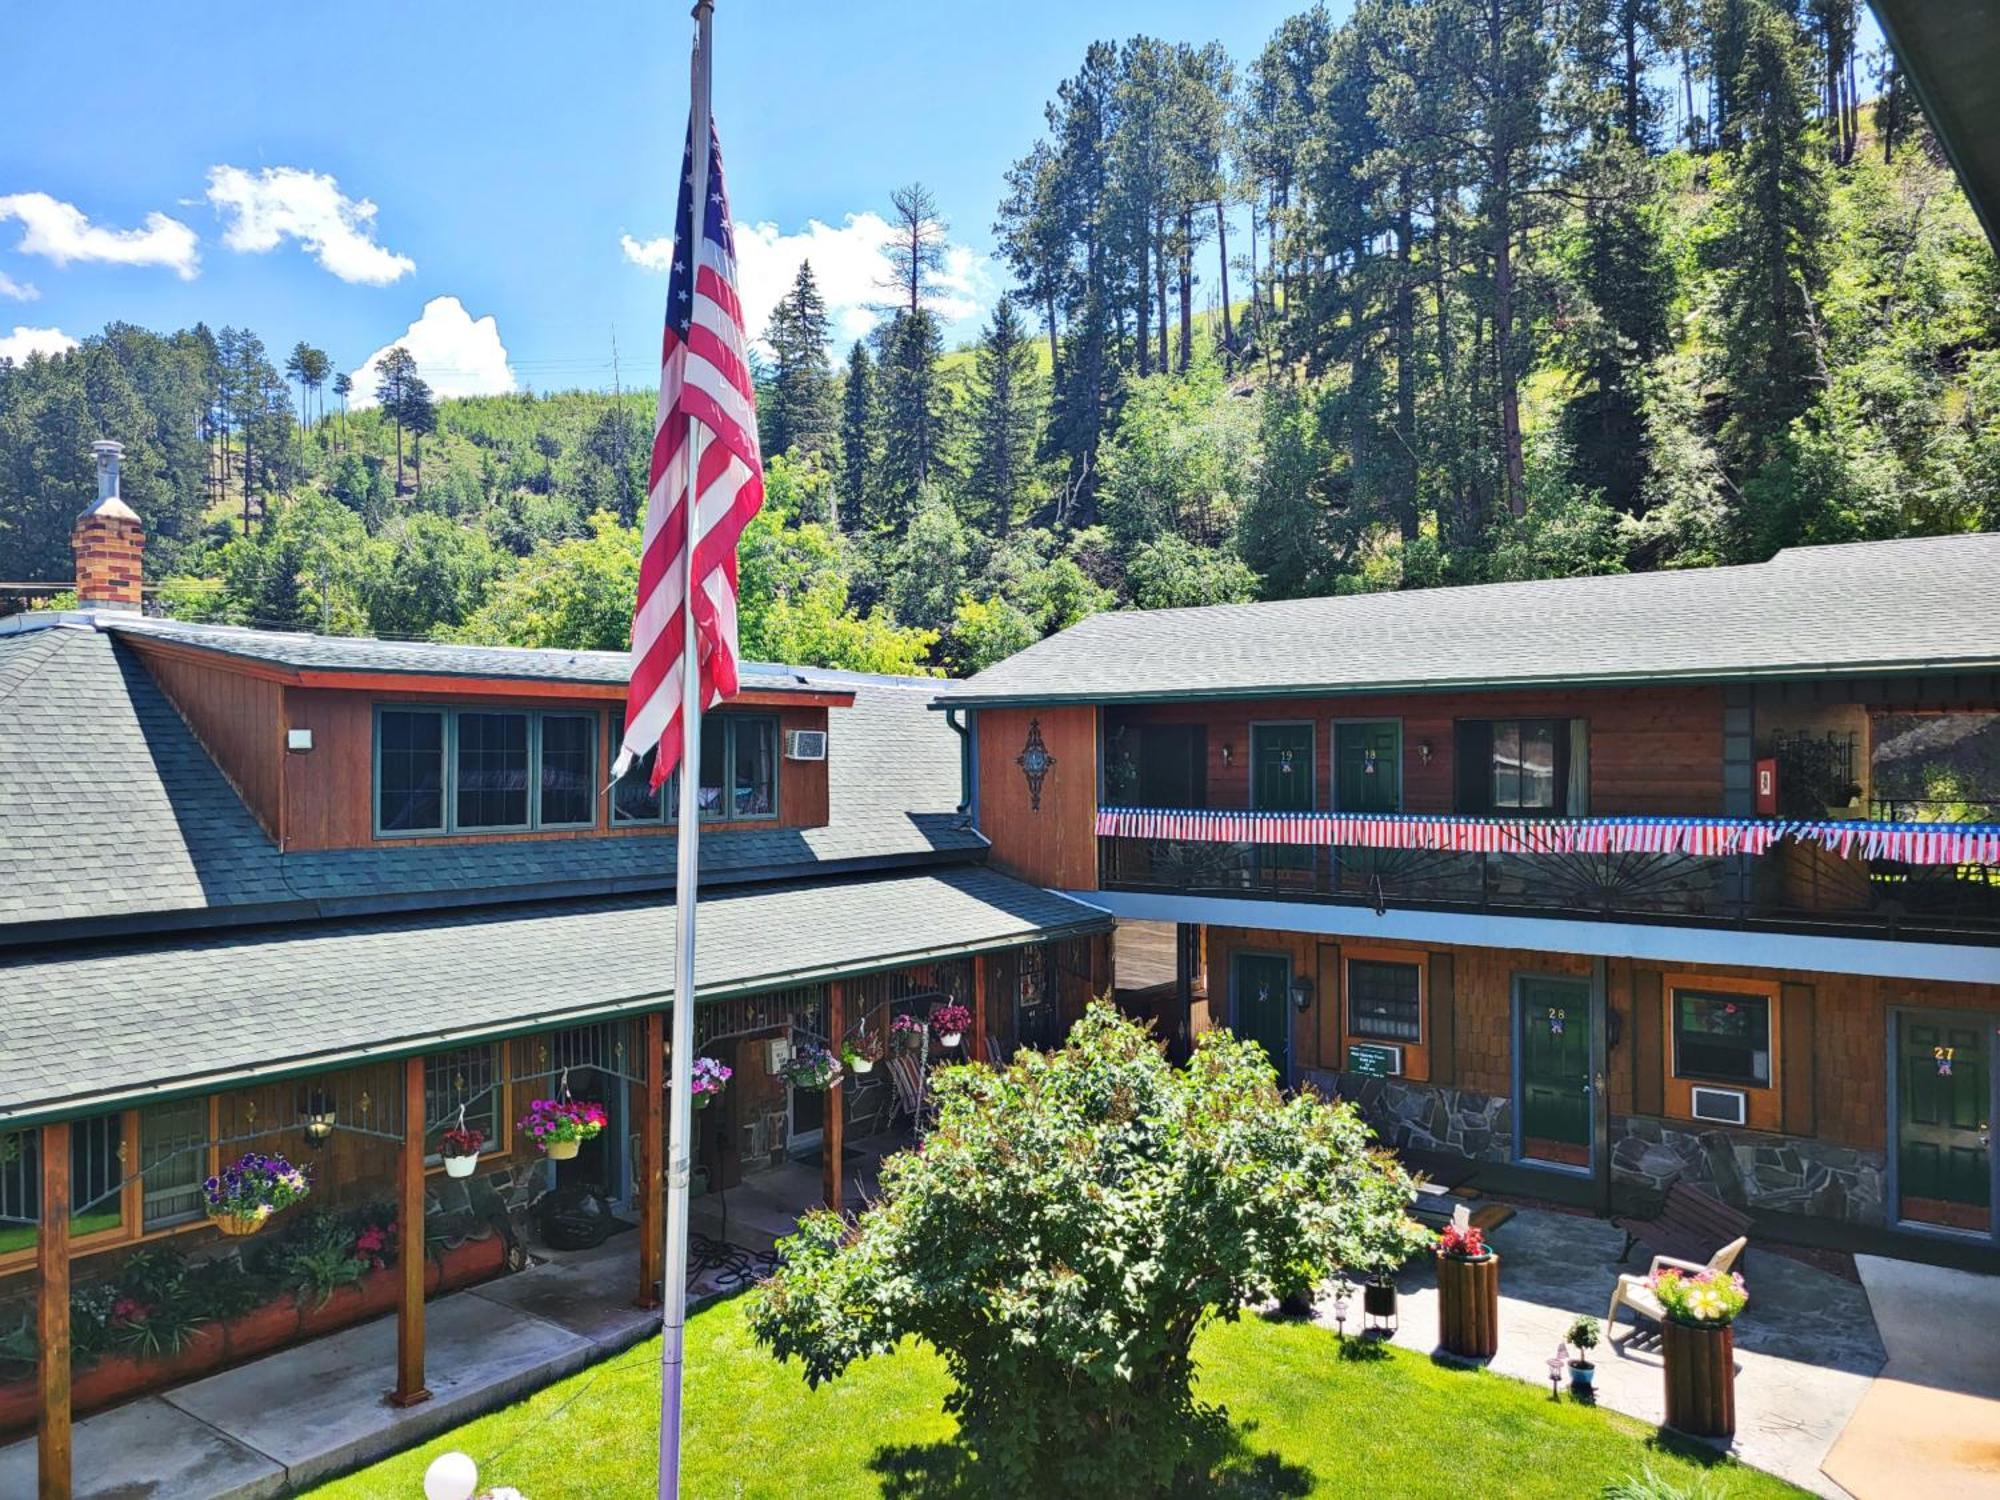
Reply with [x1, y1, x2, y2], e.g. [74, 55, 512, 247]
[1231, 953, 1293, 1083]
[1898, 1014, 1992, 1233]
[1335, 721, 1401, 813]
[1518, 977, 1592, 1168]
[1251, 723, 1313, 874]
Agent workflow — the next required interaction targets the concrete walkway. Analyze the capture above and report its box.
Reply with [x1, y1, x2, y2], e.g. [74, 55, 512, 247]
[1314, 1202, 1884, 1498]
[1820, 1254, 2000, 1498]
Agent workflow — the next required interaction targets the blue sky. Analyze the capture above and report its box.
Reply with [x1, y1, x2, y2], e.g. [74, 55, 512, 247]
[0, 1, 1309, 399]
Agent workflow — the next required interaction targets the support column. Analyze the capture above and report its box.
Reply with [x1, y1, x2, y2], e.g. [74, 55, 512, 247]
[823, 981, 846, 1213]
[637, 1010, 665, 1309]
[37, 1122, 70, 1500]
[389, 1057, 430, 1408]
[972, 955, 988, 1064]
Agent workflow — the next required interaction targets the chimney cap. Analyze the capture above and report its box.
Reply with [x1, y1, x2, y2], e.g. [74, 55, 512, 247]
[78, 493, 142, 524]
[91, 439, 125, 460]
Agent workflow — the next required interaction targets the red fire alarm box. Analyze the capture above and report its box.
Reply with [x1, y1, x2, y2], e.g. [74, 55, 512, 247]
[1755, 757, 1779, 817]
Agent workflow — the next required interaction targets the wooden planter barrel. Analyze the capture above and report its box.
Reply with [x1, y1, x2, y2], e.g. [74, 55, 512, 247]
[1662, 1320, 1736, 1438]
[1436, 1253, 1500, 1359]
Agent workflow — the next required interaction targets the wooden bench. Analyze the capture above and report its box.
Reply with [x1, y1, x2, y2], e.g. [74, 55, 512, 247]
[1611, 1181, 1751, 1266]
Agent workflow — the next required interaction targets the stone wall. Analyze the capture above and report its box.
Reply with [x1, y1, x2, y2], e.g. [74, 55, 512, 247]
[1609, 1115, 1886, 1226]
[1303, 1068, 1514, 1163]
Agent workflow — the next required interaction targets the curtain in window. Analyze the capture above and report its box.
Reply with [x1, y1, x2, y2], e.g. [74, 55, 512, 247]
[1566, 719, 1590, 816]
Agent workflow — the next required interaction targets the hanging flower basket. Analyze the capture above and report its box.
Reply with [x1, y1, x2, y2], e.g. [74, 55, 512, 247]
[842, 1028, 883, 1075]
[1435, 1222, 1499, 1361]
[1653, 1267, 1748, 1438]
[889, 1013, 927, 1051]
[441, 1125, 485, 1179]
[203, 1152, 311, 1237]
[518, 1098, 607, 1160]
[780, 1042, 842, 1092]
[931, 1003, 973, 1051]
[691, 1056, 732, 1111]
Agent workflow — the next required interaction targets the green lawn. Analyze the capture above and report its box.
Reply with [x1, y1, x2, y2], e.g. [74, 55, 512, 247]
[309, 1296, 1802, 1498]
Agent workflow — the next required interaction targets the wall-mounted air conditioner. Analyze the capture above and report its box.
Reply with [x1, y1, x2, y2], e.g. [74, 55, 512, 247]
[1689, 1086, 1747, 1126]
[785, 729, 828, 761]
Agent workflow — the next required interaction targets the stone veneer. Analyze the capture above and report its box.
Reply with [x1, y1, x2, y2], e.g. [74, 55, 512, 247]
[1609, 1115, 1886, 1226]
[1301, 1068, 1515, 1164]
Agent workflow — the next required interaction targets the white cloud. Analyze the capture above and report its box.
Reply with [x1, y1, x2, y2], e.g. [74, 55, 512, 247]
[0, 192, 199, 279]
[347, 296, 515, 407]
[206, 166, 415, 286]
[622, 209, 996, 347]
[0, 325, 79, 362]
[0, 269, 36, 302]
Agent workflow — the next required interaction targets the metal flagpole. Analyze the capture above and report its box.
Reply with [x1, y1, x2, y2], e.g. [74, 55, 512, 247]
[659, 5, 713, 1494]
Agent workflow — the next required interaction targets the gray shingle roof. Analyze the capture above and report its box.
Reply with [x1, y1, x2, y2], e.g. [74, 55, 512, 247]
[96, 616, 822, 691]
[0, 626, 978, 944]
[944, 533, 2000, 706]
[0, 865, 1110, 1123]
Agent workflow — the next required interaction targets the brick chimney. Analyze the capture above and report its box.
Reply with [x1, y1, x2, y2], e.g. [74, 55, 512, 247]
[72, 440, 144, 611]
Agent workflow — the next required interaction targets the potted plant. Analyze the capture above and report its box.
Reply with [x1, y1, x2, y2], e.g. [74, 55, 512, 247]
[517, 1098, 607, 1161]
[931, 1003, 974, 1051]
[1566, 1314, 1600, 1391]
[203, 1151, 311, 1236]
[691, 1056, 732, 1110]
[1653, 1265, 1748, 1438]
[1435, 1214, 1500, 1360]
[890, 1013, 927, 1051]
[440, 1124, 485, 1178]
[781, 1041, 842, 1091]
[842, 1028, 882, 1075]
[1338, 1205, 1431, 1335]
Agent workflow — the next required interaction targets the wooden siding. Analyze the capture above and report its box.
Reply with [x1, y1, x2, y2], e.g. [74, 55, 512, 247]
[1110, 684, 1726, 817]
[128, 640, 287, 841]
[976, 706, 1098, 889]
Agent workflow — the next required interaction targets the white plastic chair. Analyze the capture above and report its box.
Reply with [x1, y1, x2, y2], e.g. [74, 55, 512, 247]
[1607, 1235, 1748, 1331]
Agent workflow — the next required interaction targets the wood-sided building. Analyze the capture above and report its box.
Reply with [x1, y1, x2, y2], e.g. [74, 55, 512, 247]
[941, 533, 2000, 1264]
[0, 463, 1110, 1496]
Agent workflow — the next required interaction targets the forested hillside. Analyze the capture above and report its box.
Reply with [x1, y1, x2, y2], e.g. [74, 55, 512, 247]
[2, 0, 1995, 677]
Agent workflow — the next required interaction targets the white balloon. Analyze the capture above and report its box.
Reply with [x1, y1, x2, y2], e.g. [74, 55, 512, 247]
[423, 1450, 480, 1500]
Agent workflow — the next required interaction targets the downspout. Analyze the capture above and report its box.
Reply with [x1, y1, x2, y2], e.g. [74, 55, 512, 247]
[945, 705, 974, 822]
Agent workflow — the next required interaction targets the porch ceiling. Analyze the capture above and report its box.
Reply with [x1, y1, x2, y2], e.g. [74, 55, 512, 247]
[0, 866, 1110, 1129]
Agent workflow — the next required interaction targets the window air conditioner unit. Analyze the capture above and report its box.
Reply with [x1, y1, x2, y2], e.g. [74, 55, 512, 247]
[1689, 1087, 1747, 1126]
[785, 729, 828, 761]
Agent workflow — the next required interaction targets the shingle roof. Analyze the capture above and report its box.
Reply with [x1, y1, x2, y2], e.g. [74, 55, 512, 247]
[0, 865, 1110, 1124]
[95, 616, 824, 691]
[0, 625, 979, 945]
[944, 533, 2000, 706]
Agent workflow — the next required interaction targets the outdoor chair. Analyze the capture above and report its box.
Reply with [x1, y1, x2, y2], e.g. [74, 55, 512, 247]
[1606, 1234, 1748, 1333]
[1611, 1179, 1752, 1265]
[885, 1053, 933, 1132]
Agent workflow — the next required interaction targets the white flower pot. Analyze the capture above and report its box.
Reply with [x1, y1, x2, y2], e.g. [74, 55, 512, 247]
[939, 1032, 963, 1050]
[443, 1152, 479, 1179]
[851, 1056, 875, 1074]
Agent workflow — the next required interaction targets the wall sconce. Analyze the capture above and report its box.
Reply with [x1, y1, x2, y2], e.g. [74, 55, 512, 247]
[1417, 740, 1433, 765]
[1220, 744, 1234, 767]
[286, 728, 313, 754]
[301, 1090, 337, 1146]
[1289, 976, 1315, 1013]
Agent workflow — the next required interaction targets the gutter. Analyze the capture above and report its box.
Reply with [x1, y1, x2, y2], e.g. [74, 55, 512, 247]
[944, 704, 972, 817]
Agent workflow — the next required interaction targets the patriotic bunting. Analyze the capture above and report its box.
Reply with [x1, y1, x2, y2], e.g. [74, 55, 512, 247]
[1093, 807, 2000, 867]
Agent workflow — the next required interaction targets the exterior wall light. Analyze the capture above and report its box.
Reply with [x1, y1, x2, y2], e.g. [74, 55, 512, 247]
[1289, 976, 1315, 1013]
[301, 1090, 337, 1146]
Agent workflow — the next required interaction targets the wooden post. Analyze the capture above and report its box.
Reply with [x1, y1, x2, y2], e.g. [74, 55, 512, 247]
[389, 1057, 430, 1408]
[636, 1010, 665, 1309]
[972, 954, 988, 1063]
[823, 980, 845, 1213]
[37, 1122, 70, 1500]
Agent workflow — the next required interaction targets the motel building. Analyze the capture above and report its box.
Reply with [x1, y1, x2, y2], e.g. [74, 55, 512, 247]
[942, 532, 1999, 1253]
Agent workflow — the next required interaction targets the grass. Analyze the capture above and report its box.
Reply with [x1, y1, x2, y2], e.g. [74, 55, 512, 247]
[306, 1296, 1803, 1499]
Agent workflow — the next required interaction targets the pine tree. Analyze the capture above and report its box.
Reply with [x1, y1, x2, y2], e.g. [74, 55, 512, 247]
[762, 261, 839, 465]
[967, 296, 1042, 535]
[838, 340, 877, 533]
[881, 184, 946, 317]
[374, 346, 419, 492]
[873, 309, 950, 531]
[402, 375, 437, 490]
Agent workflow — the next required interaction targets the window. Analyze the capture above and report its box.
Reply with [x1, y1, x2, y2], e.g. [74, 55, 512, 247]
[1455, 718, 1588, 816]
[139, 1099, 208, 1230]
[425, 1045, 500, 1157]
[374, 708, 600, 837]
[611, 713, 780, 824]
[1104, 722, 1206, 808]
[0, 1117, 126, 1255]
[378, 709, 446, 833]
[1673, 989, 1772, 1087]
[1347, 958, 1423, 1043]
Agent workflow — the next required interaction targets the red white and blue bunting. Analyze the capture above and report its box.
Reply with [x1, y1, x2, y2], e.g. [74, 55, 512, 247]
[1094, 807, 2000, 867]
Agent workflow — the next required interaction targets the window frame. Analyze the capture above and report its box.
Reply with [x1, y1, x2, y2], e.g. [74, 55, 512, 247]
[1670, 987, 1775, 1088]
[1345, 955, 1426, 1045]
[137, 1097, 210, 1233]
[609, 711, 782, 826]
[1454, 716, 1578, 818]
[1339, 945, 1432, 1082]
[423, 1042, 507, 1166]
[1661, 972, 1784, 1131]
[373, 705, 601, 839]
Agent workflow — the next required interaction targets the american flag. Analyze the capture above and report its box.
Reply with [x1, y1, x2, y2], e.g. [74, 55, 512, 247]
[616, 117, 764, 787]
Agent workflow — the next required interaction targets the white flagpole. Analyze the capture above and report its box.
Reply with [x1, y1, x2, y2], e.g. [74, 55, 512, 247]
[659, 4, 713, 1495]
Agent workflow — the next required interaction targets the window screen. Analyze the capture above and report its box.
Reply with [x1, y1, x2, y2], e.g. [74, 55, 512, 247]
[378, 709, 446, 832]
[539, 714, 596, 827]
[1347, 959, 1423, 1042]
[456, 711, 531, 829]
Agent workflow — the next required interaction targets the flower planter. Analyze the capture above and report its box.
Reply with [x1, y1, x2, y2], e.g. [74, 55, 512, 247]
[939, 1032, 963, 1050]
[545, 1138, 580, 1161]
[1569, 1361, 1596, 1392]
[1362, 1278, 1399, 1332]
[224, 1297, 301, 1363]
[0, 1376, 37, 1435]
[70, 1352, 147, 1413]
[443, 1152, 480, 1179]
[299, 1266, 399, 1340]
[1436, 1252, 1500, 1360]
[849, 1056, 875, 1075]
[1662, 1320, 1736, 1439]
[211, 1210, 268, 1237]
[428, 1234, 510, 1295]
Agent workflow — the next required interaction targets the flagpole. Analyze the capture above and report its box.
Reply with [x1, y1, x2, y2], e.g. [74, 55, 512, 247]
[659, 5, 713, 1496]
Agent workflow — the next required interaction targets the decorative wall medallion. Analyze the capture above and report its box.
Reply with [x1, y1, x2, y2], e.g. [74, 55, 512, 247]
[1017, 719, 1056, 811]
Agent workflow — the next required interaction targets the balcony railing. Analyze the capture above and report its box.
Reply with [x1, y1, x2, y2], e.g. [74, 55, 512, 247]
[1097, 822, 2000, 942]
